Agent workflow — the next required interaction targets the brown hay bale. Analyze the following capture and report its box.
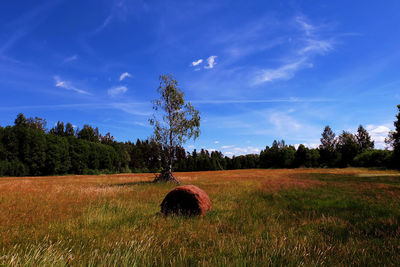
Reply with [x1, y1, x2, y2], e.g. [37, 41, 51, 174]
[160, 185, 212, 216]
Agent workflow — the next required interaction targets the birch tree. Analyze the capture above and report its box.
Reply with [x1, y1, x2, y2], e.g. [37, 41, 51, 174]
[150, 74, 200, 183]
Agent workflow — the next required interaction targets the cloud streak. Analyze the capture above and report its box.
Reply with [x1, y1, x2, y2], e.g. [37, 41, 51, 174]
[0, 102, 151, 117]
[108, 85, 128, 97]
[0, 1, 59, 55]
[191, 97, 334, 104]
[254, 58, 311, 84]
[253, 16, 334, 85]
[299, 39, 333, 55]
[54, 76, 91, 95]
[63, 54, 78, 63]
[191, 59, 203, 66]
[93, 15, 113, 34]
[296, 16, 314, 36]
[110, 102, 152, 116]
[119, 72, 132, 81]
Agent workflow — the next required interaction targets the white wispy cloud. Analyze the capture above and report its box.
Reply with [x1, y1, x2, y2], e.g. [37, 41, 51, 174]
[254, 58, 312, 84]
[253, 16, 334, 85]
[108, 85, 128, 97]
[202, 106, 323, 148]
[191, 97, 333, 104]
[0, 102, 152, 118]
[119, 72, 132, 81]
[299, 39, 333, 55]
[223, 146, 261, 156]
[204, 56, 217, 69]
[294, 143, 319, 149]
[63, 54, 78, 63]
[54, 76, 90, 95]
[92, 0, 147, 35]
[366, 124, 392, 149]
[93, 15, 113, 34]
[268, 112, 302, 131]
[214, 141, 219, 144]
[191, 59, 203, 66]
[1, 30, 26, 55]
[296, 16, 314, 36]
[110, 102, 152, 116]
[221, 145, 234, 149]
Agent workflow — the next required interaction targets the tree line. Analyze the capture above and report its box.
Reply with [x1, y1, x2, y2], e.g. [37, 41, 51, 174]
[1, 105, 400, 176]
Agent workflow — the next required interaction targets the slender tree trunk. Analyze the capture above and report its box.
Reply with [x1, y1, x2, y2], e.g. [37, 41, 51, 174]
[168, 152, 172, 174]
[153, 134, 180, 184]
[169, 130, 173, 174]
[153, 92, 180, 184]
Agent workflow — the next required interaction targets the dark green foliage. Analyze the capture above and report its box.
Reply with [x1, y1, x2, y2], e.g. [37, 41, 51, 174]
[260, 140, 296, 168]
[77, 125, 99, 142]
[293, 144, 320, 167]
[387, 105, 400, 168]
[1, 108, 399, 177]
[294, 144, 307, 167]
[68, 137, 89, 174]
[0, 114, 131, 176]
[45, 134, 71, 174]
[49, 121, 65, 136]
[0, 127, 5, 161]
[353, 149, 393, 168]
[65, 123, 75, 137]
[110, 142, 130, 172]
[15, 113, 47, 132]
[336, 131, 360, 167]
[319, 126, 340, 167]
[20, 127, 47, 175]
[356, 125, 374, 151]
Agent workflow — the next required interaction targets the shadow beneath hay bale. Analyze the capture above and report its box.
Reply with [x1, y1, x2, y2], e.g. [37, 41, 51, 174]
[162, 190, 200, 216]
[160, 185, 212, 217]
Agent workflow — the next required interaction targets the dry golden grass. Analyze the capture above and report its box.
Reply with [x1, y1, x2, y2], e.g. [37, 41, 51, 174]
[1, 168, 400, 266]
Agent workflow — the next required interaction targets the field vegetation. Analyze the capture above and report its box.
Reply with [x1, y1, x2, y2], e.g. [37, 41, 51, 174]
[1, 169, 400, 266]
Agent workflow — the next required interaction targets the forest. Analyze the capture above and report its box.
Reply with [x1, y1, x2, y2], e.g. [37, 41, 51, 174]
[0, 108, 399, 177]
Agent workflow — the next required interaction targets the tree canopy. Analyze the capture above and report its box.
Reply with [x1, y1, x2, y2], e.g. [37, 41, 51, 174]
[1, 104, 400, 177]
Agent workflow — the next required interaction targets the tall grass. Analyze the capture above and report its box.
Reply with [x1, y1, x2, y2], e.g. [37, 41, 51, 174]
[1, 169, 400, 266]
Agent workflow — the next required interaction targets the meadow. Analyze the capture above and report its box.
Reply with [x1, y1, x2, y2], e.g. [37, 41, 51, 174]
[1, 168, 400, 266]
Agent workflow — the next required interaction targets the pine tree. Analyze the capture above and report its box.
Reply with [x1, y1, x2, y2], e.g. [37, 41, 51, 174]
[65, 123, 75, 137]
[388, 105, 400, 168]
[319, 126, 338, 167]
[50, 121, 65, 136]
[337, 131, 359, 167]
[14, 113, 28, 127]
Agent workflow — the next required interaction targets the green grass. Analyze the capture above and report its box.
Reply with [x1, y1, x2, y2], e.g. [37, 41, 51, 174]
[1, 169, 400, 266]
[303, 172, 400, 185]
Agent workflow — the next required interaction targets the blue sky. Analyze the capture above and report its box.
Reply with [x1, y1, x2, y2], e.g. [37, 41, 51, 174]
[1, 0, 400, 155]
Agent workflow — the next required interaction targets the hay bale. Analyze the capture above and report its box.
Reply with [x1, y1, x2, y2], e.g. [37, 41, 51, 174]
[160, 185, 212, 216]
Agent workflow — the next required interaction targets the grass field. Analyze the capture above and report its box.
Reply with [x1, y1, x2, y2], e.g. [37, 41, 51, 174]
[1, 169, 400, 266]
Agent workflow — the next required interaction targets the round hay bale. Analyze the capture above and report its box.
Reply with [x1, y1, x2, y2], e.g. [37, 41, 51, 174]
[160, 185, 212, 216]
